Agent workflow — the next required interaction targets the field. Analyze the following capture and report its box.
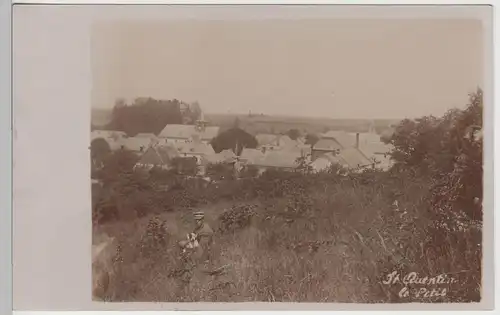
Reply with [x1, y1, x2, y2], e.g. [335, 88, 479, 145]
[90, 107, 399, 135]
[203, 113, 397, 135]
[92, 168, 481, 303]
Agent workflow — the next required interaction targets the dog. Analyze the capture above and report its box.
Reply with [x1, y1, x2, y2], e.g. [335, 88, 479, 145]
[178, 232, 199, 253]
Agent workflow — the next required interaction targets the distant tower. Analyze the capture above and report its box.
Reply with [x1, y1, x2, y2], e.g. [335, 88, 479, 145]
[195, 111, 208, 132]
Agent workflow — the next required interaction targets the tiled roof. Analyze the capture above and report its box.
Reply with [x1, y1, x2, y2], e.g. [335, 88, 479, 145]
[358, 142, 393, 156]
[91, 130, 126, 141]
[137, 144, 180, 166]
[313, 138, 343, 152]
[158, 124, 220, 141]
[135, 133, 157, 138]
[315, 148, 371, 169]
[256, 134, 296, 148]
[337, 147, 372, 169]
[205, 149, 237, 164]
[175, 141, 216, 156]
[310, 156, 333, 172]
[121, 137, 154, 152]
[321, 130, 356, 148]
[256, 134, 279, 146]
[252, 150, 302, 168]
[239, 148, 265, 163]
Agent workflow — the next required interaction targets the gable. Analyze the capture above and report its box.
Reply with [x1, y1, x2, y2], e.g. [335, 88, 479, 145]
[138, 147, 163, 165]
[313, 138, 343, 151]
[159, 124, 220, 140]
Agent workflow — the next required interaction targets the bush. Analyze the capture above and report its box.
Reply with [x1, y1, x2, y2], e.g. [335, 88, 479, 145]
[218, 204, 258, 234]
[139, 216, 169, 257]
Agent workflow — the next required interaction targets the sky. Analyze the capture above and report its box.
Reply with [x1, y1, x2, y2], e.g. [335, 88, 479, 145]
[91, 18, 484, 119]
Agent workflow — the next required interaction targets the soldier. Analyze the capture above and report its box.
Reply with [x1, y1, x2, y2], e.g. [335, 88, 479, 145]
[192, 211, 214, 263]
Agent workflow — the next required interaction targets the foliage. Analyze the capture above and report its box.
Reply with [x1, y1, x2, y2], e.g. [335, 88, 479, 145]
[91, 137, 111, 170]
[97, 167, 481, 302]
[97, 149, 140, 182]
[182, 101, 203, 124]
[287, 128, 301, 140]
[304, 133, 320, 146]
[169, 157, 199, 176]
[239, 165, 260, 178]
[218, 204, 258, 233]
[140, 216, 169, 257]
[295, 155, 313, 175]
[206, 162, 235, 181]
[386, 88, 483, 220]
[106, 97, 184, 136]
[211, 127, 258, 155]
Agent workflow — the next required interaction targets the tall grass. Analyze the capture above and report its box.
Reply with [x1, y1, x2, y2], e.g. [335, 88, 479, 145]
[93, 168, 482, 303]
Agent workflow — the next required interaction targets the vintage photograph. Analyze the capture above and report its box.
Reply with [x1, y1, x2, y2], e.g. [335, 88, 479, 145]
[90, 13, 485, 303]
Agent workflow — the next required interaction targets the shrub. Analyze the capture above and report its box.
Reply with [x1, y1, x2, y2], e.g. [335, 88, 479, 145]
[218, 204, 258, 233]
[139, 216, 169, 257]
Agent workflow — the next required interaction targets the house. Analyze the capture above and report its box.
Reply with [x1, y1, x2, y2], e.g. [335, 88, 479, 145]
[171, 141, 216, 175]
[283, 142, 312, 157]
[205, 149, 237, 165]
[134, 144, 180, 170]
[311, 130, 356, 160]
[135, 133, 159, 144]
[239, 148, 265, 164]
[255, 134, 296, 151]
[91, 130, 127, 151]
[310, 153, 337, 173]
[330, 147, 373, 170]
[311, 138, 343, 160]
[250, 150, 303, 175]
[91, 130, 127, 142]
[120, 136, 156, 154]
[355, 132, 394, 171]
[158, 115, 220, 144]
[321, 130, 357, 148]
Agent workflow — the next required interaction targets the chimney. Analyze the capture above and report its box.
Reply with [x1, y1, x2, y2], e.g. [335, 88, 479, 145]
[355, 133, 360, 149]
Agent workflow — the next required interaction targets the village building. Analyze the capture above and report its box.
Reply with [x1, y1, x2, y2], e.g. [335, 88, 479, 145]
[120, 136, 156, 154]
[249, 150, 303, 175]
[239, 148, 265, 165]
[91, 130, 127, 142]
[205, 149, 237, 165]
[134, 144, 180, 170]
[158, 113, 220, 144]
[255, 134, 295, 151]
[311, 147, 374, 173]
[91, 130, 127, 151]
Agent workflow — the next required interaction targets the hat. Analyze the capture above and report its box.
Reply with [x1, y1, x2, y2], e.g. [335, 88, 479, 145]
[193, 211, 205, 220]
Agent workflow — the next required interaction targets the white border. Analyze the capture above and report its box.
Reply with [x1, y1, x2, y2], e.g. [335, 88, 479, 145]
[7, 0, 498, 314]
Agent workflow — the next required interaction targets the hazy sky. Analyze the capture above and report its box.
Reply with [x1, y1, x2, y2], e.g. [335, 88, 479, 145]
[91, 19, 484, 119]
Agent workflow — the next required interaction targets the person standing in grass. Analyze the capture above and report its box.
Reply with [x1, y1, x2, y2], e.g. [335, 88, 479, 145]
[192, 211, 214, 264]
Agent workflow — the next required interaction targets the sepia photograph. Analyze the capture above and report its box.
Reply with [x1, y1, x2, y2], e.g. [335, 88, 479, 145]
[90, 9, 487, 303]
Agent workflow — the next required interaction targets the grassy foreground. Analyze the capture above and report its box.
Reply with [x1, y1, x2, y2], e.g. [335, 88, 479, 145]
[93, 169, 482, 303]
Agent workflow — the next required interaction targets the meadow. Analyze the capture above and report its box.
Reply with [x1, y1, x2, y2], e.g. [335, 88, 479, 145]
[93, 166, 481, 303]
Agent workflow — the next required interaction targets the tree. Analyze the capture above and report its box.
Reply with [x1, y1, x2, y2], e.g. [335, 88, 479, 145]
[171, 157, 199, 176]
[106, 97, 184, 136]
[386, 88, 483, 220]
[305, 133, 320, 146]
[211, 127, 258, 156]
[91, 138, 111, 170]
[99, 149, 140, 181]
[287, 129, 301, 140]
[182, 101, 203, 124]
